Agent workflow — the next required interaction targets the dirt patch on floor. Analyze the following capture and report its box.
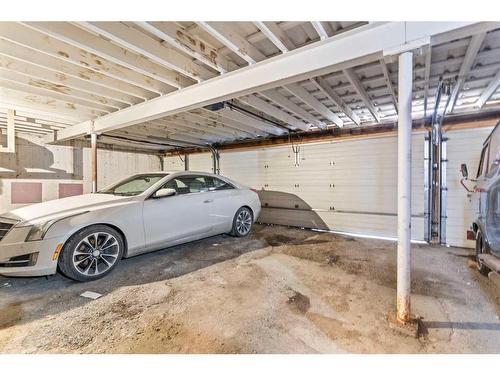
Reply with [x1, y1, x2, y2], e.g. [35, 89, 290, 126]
[1, 224, 499, 353]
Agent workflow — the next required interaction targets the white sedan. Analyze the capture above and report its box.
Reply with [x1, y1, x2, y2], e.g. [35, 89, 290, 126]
[0, 171, 261, 281]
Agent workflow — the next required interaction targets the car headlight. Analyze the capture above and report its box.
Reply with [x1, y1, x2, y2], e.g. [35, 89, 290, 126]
[25, 220, 57, 242]
[24, 211, 90, 242]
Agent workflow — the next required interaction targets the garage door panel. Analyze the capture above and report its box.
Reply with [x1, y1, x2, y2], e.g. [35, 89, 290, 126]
[216, 133, 425, 240]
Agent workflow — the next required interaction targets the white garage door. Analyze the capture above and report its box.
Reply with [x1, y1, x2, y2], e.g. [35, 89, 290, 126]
[445, 126, 494, 248]
[215, 132, 426, 240]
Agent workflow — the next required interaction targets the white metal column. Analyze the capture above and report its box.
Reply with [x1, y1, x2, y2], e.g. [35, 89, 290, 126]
[397, 52, 413, 323]
[91, 133, 98, 193]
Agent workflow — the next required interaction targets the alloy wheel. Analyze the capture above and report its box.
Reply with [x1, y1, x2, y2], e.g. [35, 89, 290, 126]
[236, 209, 252, 236]
[72, 232, 120, 276]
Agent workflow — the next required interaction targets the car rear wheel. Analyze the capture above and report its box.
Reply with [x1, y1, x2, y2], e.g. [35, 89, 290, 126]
[230, 207, 253, 237]
[475, 229, 490, 276]
[58, 225, 124, 282]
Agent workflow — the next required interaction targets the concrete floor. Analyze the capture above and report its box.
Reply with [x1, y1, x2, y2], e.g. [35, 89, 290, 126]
[0, 224, 499, 353]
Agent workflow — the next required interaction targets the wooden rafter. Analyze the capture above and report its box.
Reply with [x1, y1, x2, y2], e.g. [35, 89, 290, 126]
[343, 68, 380, 123]
[196, 22, 266, 64]
[446, 33, 486, 114]
[310, 77, 361, 125]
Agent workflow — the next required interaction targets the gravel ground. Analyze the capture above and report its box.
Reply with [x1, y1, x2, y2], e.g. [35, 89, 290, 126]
[0, 224, 499, 353]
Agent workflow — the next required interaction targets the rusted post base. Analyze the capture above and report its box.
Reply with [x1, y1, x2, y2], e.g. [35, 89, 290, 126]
[387, 311, 422, 338]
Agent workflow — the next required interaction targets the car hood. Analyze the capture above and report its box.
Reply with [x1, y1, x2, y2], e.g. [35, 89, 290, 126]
[0, 193, 135, 225]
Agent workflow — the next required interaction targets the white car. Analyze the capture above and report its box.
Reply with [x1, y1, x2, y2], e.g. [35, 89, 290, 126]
[0, 171, 261, 281]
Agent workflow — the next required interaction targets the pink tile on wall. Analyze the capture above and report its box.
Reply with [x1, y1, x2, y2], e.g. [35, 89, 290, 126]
[59, 183, 83, 198]
[11, 182, 42, 204]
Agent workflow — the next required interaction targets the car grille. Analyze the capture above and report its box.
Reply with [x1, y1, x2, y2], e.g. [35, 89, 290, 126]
[0, 221, 14, 242]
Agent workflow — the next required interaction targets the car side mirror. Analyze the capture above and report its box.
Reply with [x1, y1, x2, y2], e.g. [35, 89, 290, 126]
[153, 188, 176, 198]
[460, 163, 468, 179]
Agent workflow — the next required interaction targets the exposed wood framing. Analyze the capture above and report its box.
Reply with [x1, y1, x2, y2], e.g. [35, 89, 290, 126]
[253, 22, 294, 53]
[24, 22, 193, 91]
[135, 21, 237, 73]
[310, 77, 361, 125]
[79, 22, 215, 82]
[446, 33, 486, 114]
[311, 22, 329, 40]
[238, 95, 309, 131]
[476, 69, 500, 108]
[0, 38, 143, 106]
[51, 22, 483, 143]
[343, 67, 381, 122]
[284, 82, 342, 127]
[7, 23, 163, 97]
[379, 59, 398, 113]
[261, 89, 325, 128]
[196, 22, 266, 64]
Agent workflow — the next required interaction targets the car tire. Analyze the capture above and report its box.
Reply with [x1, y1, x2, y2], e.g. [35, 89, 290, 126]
[230, 207, 253, 237]
[58, 225, 124, 282]
[475, 229, 490, 276]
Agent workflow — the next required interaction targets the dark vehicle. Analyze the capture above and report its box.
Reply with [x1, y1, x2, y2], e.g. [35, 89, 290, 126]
[461, 121, 500, 275]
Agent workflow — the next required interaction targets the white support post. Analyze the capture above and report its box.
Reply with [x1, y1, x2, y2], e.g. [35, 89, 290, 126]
[397, 51, 413, 323]
[91, 133, 98, 193]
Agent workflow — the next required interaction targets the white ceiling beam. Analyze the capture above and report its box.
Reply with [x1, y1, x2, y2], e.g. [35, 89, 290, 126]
[80, 22, 216, 82]
[253, 22, 294, 53]
[284, 82, 342, 127]
[0, 77, 116, 113]
[343, 67, 381, 122]
[52, 22, 480, 142]
[167, 115, 240, 139]
[261, 89, 324, 128]
[196, 108, 269, 137]
[174, 112, 244, 138]
[446, 33, 486, 114]
[110, 128, 205, 148]
[238, 94, 309, 131]
[162, 118, 237, 141]
[185, 109, 264, 138]
[147, 120, 220, 143]
[310, 77, 361, 125]
[0, 38, 144, 106]
[135, 22, 237, 74]
[24, 22, 193, 91]
[0, 86, 100, 121]
[7, 22, 164, 98]
[0, 63, 126, 111]
[379, 59, 398, 114]
[205, 106, 286, 136]
[476, 69, 500, 109]
[311, 22, 329, 40]
[196, 22, 266, 64]
[116, 124, 213, 146]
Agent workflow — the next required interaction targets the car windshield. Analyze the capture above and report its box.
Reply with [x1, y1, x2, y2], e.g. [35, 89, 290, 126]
[99, 174, 167, 196]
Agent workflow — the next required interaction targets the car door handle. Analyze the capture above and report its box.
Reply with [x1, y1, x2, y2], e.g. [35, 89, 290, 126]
[203, 199, 213, 203]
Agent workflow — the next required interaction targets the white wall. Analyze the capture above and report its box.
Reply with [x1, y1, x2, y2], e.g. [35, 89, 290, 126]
[0, 133, 161, 213]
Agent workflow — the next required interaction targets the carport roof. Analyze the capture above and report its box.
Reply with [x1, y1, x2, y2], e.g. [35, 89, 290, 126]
[1, 21, 500, 151]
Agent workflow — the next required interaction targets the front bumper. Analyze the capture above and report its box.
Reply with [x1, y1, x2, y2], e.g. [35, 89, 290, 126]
[0, 235, 64, 277]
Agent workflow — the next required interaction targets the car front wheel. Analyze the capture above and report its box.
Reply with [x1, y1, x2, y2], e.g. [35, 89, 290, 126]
[58, 225, 124, 282]
[230, 207, 253, 237]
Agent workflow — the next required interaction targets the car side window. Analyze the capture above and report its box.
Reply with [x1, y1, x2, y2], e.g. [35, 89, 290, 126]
[477, 144, 489, 178]
[487, 130, 500, 176]
[206, 177, 235, 191]
[161, 176, 209, 195]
